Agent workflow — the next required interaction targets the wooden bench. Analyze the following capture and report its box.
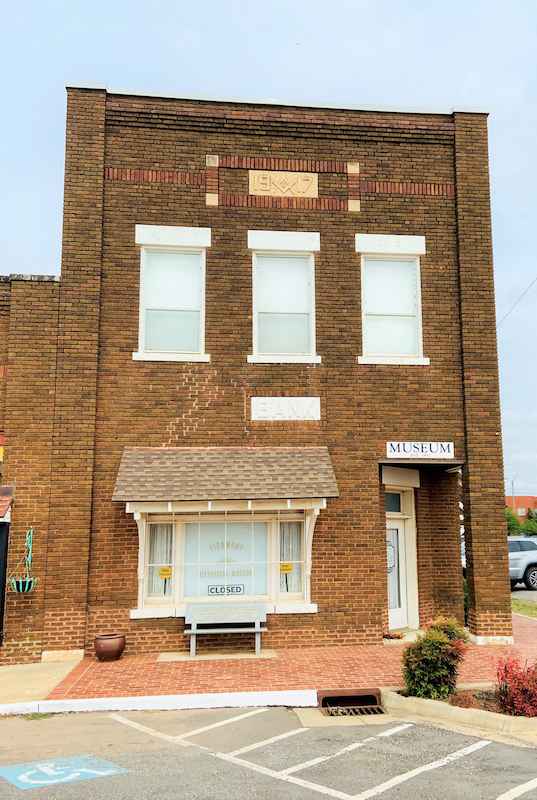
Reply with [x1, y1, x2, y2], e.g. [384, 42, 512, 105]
[184, 603, 267, 657]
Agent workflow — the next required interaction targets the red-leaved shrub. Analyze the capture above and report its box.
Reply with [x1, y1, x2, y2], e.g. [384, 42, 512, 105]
[496, 657, 537, 717]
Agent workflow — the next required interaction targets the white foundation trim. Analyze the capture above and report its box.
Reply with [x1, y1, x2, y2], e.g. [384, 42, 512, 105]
[272, 602, 318, 614]
[247, 230, 320, 252]
[468, 633, 514, 646]
[135, 225, 211, 248]
[0, 689, 318, 716]
[132, 351, 211, 362]
[130, 603, 318, 619]
[130, 607, 177, 619]
[40, 649, 84, 663]
[355, 233, 426, 255]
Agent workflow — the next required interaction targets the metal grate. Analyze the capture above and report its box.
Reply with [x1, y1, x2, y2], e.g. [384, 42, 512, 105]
[318, 690, 384, 717]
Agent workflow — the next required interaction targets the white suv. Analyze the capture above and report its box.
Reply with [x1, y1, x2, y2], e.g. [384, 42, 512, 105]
[509, 536, 537, 590]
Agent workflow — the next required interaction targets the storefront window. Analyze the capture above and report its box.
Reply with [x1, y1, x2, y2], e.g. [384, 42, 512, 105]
[184, 521, 268, 598]
[279, 521, 303, 594]
[147, 523, 174, 597]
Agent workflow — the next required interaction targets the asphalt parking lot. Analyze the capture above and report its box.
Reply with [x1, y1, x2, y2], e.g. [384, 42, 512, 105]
[1, 706, 537, 799]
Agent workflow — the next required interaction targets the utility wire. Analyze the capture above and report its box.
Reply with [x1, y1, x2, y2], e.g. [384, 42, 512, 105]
[497, 274, 537, 328]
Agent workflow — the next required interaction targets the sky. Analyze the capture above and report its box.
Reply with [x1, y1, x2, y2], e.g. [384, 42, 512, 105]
[1, 0, 536, 493]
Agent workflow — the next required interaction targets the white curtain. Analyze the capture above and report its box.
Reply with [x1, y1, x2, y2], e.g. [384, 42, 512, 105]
[256, 254, 312, 354]
[363, 257, 418, 356]
[280, 522, 303, 593]
[147, 524, 173, 596]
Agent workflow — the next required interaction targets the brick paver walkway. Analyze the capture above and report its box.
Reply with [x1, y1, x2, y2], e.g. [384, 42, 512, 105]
[48, 614, 537, 700]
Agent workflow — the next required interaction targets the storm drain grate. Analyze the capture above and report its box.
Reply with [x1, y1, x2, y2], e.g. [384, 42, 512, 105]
[318, 689, 384, 717]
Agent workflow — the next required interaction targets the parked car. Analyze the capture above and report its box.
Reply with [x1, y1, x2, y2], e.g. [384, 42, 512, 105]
[509, 536, 537, 590]
[461, 536, 537, 590]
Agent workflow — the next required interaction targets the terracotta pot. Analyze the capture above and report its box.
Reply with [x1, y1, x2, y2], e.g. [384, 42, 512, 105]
[94, 633, 126, 662]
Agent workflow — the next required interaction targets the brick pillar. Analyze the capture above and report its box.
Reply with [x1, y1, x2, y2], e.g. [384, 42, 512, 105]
[1, 279, 59, 663]
[43, 88, 106, 653]
[454, 112, 512, 642]
[429, 471, 464, 622]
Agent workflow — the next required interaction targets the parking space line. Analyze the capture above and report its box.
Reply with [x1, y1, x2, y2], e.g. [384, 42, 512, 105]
[173, 707, 268, 740]
[350, 739, 491, 799]
[495, 777, 537, 799]
[213, 752, 353, 800]
[228, 727, 307, 756]
[280, 724, 413, 776]
[109, 714, 193, 747]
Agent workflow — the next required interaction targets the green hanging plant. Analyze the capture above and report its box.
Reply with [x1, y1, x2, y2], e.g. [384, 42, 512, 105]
[8, 527, 38, 594]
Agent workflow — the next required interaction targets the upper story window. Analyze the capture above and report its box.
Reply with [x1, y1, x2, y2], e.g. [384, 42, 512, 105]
[132, 225, 211, 363]
[355, 234, 429, 366]
[247, 230, 321, 364]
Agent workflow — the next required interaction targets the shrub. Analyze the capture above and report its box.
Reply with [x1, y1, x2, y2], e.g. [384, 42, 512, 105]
[403, 622, 467, 701]
[505, 507, 521, 534]
[521, 519, 537, 536]
[497, 657, 537, 717]
[428, 616, 468, 643]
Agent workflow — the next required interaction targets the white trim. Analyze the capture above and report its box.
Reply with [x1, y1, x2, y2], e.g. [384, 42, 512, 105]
[130, 603, 317, 619]
[126, 499, 327, 514]
[382, 467, 420, 489]
[248, 230, 320, 252]
[272, 602, 318, 614]
[135, 244, 209, 362]
[0, 509, 11, 523]
[0, 689, 318, 716]
[135, 224, 211, 248]
[357, 356, 430, 366]
[355, 233, 426, 255]
[130, 606, 176, 619]
[250, 250, 319, 362]
[133, 351, 211, 362]
[386, 487, 419, 631]
[468, 633, 514, 646]
[248, 354, 322, 364]
[360, 253, 427, 363]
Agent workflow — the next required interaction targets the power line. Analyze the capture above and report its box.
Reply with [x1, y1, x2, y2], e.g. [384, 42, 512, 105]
[497, 274, 537, 328]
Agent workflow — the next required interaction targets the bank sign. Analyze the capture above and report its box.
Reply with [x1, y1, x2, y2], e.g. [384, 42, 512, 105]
[386, 441, 455, 459]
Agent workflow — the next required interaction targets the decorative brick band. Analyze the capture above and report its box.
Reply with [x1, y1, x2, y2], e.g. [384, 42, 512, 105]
[105, 166, 205, 187]
[360, 179, 454, 198]
[220, 155, 348, 173]
[219, 194, 348, 211]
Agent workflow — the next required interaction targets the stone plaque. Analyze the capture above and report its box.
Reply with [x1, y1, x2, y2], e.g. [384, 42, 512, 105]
[249, 170, 318, 198]
[251, 397, 321, 421]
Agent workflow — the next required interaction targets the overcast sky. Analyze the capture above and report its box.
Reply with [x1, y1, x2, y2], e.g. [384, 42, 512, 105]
[1, 1, 536, 493]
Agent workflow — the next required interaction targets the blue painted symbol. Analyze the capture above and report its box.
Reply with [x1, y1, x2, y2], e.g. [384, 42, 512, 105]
[0, 755, 126, 790]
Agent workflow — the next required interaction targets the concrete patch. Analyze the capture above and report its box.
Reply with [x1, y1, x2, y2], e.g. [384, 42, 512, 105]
[0, 660, 82, 704]
[158, 649, 277, 662]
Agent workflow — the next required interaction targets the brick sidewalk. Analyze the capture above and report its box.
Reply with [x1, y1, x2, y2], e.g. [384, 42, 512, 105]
[48, 614, 537, 700]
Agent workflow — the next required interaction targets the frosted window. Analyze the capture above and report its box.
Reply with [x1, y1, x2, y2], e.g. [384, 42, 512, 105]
[279, 522, 303, 594]
[142, 249, 203, 353]
[362, 257, 421, 357]
[255, 254, 313, 354]
[147, 524, 174, 597]
[184, 522, 268, 598]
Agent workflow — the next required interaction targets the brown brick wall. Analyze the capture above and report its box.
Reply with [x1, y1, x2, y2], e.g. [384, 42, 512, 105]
[0, 91, 510, 661]
[1, 278, 59, 663]
[0, 279, 10, 441]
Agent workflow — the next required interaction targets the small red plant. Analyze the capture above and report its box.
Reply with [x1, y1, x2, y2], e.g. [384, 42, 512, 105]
[497, 657, 537, 717]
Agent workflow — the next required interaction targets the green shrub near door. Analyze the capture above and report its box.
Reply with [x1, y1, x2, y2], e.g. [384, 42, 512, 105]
[403, 617, 468, 700]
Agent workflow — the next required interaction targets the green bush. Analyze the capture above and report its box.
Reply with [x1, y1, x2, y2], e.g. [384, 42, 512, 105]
[521, 519, 537, 536]
[505, 507, 521, 534]
[403, 619, 467, 700]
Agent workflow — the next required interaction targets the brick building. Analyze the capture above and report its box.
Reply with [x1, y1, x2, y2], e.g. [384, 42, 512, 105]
[506, 496, 537, 521]
[0, 87, 512, 664]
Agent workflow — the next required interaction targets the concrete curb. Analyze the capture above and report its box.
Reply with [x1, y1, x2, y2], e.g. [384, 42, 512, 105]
[381, 689, 537, 736]
[0, 688, 318, 716]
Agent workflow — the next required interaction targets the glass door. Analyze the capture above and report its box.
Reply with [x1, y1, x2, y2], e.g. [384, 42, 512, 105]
[386, 520, 408, 629]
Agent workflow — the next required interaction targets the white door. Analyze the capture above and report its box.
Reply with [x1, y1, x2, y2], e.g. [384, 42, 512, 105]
[386, 521, 408, 629]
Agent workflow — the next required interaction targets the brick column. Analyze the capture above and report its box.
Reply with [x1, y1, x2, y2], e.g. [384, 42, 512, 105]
[454, 112, 512, 642]
[42, 88, 106, 654]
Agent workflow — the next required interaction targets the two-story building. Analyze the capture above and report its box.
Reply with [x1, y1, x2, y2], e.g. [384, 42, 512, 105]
[0, 87, 512, 664]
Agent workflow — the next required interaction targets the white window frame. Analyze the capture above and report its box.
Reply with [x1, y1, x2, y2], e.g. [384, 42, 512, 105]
[132, 225, 211, 363]
[247, 230, 321, 364]
[355, 233, 429, 366]
[131, 512, 318, 618]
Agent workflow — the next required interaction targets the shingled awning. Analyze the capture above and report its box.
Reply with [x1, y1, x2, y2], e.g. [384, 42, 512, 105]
[0, 485, 14, 519]
[113, 447, 339, 503]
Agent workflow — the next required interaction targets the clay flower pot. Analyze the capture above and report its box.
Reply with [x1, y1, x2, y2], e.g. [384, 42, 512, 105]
[94, 633, 126, 662]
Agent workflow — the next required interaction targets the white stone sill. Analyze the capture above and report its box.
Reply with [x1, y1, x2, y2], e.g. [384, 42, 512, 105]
[130, 602, 318, 620]
[247, 354, 322, 364]
[357, 355, 430, 366]
[132, 351, 211, 363]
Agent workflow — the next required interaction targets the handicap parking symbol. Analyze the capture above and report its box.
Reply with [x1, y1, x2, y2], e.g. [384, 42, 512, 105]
[0, 755, 126, 790]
